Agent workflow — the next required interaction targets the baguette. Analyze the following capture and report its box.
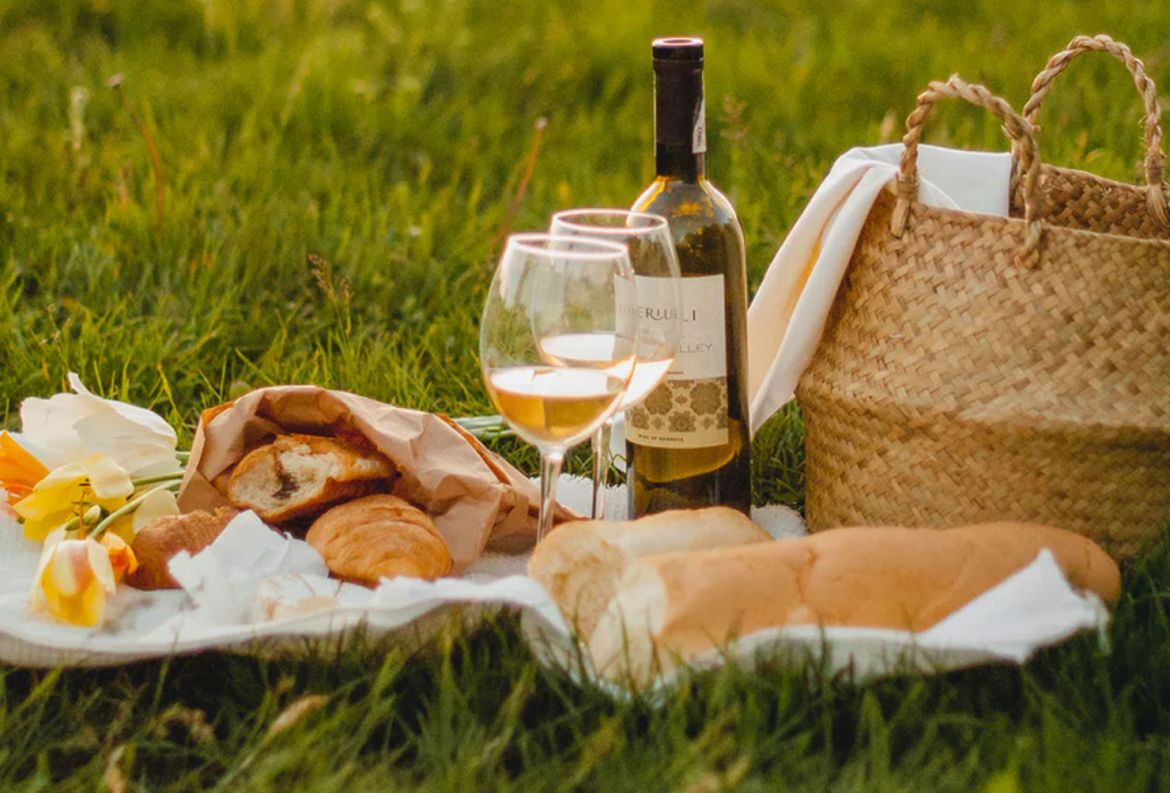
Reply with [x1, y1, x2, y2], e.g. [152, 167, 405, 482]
[589, 522, 1120, 685]
[527, 507, 772, 639]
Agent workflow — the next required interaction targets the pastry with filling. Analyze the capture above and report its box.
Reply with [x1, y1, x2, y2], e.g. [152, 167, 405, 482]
[225, 434, 395, 524]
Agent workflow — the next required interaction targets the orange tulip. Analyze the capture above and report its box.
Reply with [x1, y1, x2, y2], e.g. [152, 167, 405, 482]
[100, 533, 139, 582]
[0, 432, 48, 506]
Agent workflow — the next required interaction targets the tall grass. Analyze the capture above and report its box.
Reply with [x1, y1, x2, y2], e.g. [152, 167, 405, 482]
[1, 0, 1168, 788]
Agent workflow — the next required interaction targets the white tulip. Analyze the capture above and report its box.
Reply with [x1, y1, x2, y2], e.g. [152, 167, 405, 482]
[18, 373, 180, 477]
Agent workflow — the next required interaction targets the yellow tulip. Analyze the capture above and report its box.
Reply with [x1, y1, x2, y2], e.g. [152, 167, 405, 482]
[13, 454, 131, 541]
[78, 453, 134, 500]
[0, 432, 48, 506]
[31, 530, 117, 627]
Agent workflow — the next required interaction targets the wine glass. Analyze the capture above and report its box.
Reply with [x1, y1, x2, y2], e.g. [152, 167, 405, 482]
[480, 233, 637, 543]
[547, 209, 681, 519]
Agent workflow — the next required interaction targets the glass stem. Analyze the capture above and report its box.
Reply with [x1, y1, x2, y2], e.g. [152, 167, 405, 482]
[538, 449, 565, 544]
[591, 420, 612, 519]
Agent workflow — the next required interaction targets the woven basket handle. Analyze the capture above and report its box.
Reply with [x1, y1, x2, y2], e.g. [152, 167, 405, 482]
[891, 75, 1042, 268]
[1022, 34, 1168, 226]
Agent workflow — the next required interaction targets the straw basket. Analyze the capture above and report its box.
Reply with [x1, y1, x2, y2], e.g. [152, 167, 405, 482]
[796, 76, 1170, 560]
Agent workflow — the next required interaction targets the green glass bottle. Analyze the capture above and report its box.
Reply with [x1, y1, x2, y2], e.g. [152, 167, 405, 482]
[627, 36, 752, 516]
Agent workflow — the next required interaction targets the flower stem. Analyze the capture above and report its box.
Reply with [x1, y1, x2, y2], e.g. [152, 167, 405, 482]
[90, 483, 177, 539]
[131, 472, 184, 487]
[63, 504, 104, 537]
[452, 415, 513, 441]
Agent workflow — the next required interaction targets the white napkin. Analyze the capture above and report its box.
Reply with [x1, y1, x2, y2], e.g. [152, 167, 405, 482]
[167, 510, 328, 624]
[920, 549, 1109, 660]
[747, 144, 1013, 432]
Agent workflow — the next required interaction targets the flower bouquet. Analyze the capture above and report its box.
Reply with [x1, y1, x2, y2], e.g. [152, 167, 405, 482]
[2, 375, 184, 627]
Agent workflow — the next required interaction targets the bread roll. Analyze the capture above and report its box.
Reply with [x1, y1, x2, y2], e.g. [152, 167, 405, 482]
[226, 434, 395, 524]
[127, 507, 239, 590]
[589, 522, 1121, 685]
[527, 507, 772, 639]
[306, 494, 452, 586]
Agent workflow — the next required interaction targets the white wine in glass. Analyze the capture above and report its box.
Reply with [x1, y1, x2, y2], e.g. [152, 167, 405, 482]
[480, 233, 637, 543]
[485, 366, 626, 448]
[547, 209, 682, 518]
[539, 332, 675, 408]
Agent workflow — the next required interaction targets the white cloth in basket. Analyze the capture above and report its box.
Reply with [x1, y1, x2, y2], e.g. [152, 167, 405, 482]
[747, 144, 1013, 432]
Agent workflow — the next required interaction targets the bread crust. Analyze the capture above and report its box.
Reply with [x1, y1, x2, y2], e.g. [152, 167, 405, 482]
[127, 507, 239, 590]
[225, 434, 395, 524]
[306, 494, 452, 586]
[590, 521, 1122, 684]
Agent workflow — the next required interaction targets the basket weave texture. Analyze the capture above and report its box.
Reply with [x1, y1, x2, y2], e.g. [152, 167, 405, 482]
[797, 76, 1170, 560]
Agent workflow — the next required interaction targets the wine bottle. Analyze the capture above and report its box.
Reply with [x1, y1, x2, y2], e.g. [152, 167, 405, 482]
[626, 36, 752, 517]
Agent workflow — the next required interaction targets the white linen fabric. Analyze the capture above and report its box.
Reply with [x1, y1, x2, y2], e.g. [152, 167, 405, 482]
[747, 143, 1013, 432]
[0, 477, 1107, 693]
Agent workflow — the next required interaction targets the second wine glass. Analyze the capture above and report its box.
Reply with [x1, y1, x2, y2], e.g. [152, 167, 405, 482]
[547, 209, 681, 519]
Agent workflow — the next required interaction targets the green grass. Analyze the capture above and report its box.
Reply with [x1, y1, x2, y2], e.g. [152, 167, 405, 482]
[2, 0, 1169, 788]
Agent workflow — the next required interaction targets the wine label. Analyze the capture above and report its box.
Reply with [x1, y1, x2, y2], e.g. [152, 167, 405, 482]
[692, 97, 707, 154]
[627, 275, 728, 448]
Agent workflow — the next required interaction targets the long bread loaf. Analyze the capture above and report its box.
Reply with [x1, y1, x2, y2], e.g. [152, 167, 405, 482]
[589, 522, 1120, 684]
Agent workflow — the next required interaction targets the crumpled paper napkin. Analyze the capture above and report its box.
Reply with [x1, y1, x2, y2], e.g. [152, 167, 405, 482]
[167, 510, 330, 625]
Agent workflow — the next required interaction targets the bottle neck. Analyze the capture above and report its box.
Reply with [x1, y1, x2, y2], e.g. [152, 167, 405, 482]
[654, 59, 706, 182]
[656, 144, 705, 181]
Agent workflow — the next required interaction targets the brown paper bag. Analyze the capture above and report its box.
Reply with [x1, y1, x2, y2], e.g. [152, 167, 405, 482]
[177, 385, 577, 571]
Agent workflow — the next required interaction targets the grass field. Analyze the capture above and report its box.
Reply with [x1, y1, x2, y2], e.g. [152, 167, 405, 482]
[2, 0, 1170, 789]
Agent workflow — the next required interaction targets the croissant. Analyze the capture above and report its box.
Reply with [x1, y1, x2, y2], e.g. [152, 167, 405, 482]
[128, 507, 239, 590]
[226, 434, 395, 524]
[306, 495, 452, 586]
